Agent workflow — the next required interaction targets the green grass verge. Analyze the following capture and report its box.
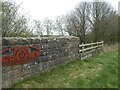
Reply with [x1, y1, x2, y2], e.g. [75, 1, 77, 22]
[13, 50, 118, 88]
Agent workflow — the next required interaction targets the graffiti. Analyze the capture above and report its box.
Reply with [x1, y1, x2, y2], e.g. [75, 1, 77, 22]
[0, 46, 42, 66]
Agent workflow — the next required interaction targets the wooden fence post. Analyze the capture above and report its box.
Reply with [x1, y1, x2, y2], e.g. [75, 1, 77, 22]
[81, 42, 84, 60]
[78, 41, 104, 60]
[101, 41, 104, 52]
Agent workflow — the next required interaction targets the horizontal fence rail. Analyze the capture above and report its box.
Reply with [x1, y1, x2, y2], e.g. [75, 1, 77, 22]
[79, 41, 104, 60]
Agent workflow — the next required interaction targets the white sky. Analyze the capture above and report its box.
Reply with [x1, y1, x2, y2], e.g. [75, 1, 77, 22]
[15, 0, 119, 21]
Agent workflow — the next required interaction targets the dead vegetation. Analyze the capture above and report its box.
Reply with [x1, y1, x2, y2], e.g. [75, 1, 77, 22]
[103, 43, 118, 52]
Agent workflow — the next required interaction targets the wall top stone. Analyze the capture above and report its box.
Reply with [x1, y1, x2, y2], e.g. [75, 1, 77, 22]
[3, 35, 79, 40]
[2, 36, 79, 46]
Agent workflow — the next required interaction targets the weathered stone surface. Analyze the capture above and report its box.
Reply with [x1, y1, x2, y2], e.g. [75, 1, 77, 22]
[2, 36, 102, 88]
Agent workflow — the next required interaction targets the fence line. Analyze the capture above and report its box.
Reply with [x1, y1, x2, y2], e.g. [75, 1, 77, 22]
[79, 41, 104, 60]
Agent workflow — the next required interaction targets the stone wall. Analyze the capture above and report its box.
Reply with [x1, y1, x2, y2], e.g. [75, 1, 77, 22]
[2, 36, 80, 88]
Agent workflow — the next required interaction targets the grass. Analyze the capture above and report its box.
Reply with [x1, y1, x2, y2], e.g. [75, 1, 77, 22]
[13, 50, 118, 88]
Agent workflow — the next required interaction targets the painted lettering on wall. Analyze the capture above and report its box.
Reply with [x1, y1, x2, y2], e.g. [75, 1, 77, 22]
[0, 46, 42, 66]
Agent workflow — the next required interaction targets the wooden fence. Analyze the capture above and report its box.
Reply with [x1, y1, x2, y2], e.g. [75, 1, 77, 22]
[79, 41, 104, 60]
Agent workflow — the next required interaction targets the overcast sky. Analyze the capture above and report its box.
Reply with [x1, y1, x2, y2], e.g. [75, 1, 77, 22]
[15, 0, 119, 20]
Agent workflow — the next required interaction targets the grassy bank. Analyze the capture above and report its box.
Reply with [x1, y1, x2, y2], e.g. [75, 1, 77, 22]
[13, 50, 118, 88]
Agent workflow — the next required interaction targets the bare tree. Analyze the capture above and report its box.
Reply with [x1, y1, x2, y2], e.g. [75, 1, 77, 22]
[65, 2, 90, 43]
[43, 18, 54, 36]
[2, 0, 33, 37]
[88, 0, 116, 42]
[64, 0, 117, 44]
[33, 20, 43, 37]
[75, 2, 91, 43]
[64, 12, 79, 36]
[55, 16, 65, 35]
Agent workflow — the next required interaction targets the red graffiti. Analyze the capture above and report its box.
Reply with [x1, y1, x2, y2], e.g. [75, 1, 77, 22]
[0, 46, 42, 66]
